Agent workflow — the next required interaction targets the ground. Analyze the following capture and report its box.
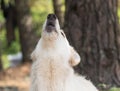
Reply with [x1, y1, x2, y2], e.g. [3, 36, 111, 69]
[0, 63, 31, 91]
[0, 63, 120, 91]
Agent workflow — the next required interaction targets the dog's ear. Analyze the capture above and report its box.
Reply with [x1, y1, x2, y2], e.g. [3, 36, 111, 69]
[60, 30, 66, 38]
[69, 47, 81, 66]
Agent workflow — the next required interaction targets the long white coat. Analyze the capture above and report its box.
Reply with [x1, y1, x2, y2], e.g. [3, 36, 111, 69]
[30, 16, 98, 91]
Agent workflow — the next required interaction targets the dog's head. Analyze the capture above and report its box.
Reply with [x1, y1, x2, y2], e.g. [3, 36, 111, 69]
[43, 14, 60, 33]
[42, 14, 64, 41]
[31, 14, 80, 67]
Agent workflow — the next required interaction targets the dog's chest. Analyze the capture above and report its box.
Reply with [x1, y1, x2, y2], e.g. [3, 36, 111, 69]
[36, 53, 71, 78]
[32, 38, 73, 89]
[33, 48, 72, 81]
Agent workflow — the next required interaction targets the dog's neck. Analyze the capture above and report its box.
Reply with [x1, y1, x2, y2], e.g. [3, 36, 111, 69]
[40, 37, 57, 50]
[40, 34, 68, 52]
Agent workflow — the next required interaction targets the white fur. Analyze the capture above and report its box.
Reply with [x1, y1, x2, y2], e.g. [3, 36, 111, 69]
[30, 17, 98, 91]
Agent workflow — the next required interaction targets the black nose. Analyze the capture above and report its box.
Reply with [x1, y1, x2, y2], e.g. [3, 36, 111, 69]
[47, 14, 56, 20]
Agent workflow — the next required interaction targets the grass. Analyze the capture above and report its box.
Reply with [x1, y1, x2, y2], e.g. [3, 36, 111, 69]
[109, 87, 120, 91]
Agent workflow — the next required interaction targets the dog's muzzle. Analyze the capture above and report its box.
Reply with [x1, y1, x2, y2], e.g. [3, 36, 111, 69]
[45, 14, 57, 33]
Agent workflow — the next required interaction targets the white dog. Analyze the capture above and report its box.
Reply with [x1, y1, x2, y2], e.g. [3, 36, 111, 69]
[30, 14, 98, 91]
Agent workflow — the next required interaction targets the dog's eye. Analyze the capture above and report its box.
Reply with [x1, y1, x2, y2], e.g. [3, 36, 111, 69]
[61, 31, 65, 38]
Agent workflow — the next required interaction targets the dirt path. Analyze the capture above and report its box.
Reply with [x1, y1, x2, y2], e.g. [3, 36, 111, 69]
[0, 63, 31, 91]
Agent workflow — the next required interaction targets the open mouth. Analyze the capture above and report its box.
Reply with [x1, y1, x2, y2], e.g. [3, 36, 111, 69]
[45, 22, 56, 33]
[47, 22, 55, 27]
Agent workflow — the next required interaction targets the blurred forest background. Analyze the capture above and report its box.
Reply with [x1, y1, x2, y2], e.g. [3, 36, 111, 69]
[0, 0, 120, 91]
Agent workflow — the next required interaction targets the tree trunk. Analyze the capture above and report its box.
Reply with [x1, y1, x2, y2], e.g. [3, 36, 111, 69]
[52, 0, 63, 27]
[15, 0, 38, 62]
[0, 58, 3, 71]
[5, 7, 16, 46]
[1, 0, 16, 46]
[64, 0, 120, 89]
[0, 42, 3, 71]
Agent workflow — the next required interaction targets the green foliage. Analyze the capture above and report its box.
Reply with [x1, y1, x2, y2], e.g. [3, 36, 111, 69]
[0, 29, 20, 68]
[0, 11, 5, 22]
[117, 8, 120, 22]
[98, 84, 120, 91]
[31, 0, 53, 35]
[0, 0, 54, 68]
[109, 87, 120, 91]
[1, 54, 10, 69]
[5, 41, 20, 54]
[0, 29, 20, 55]
[0, 0, 54, 55]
